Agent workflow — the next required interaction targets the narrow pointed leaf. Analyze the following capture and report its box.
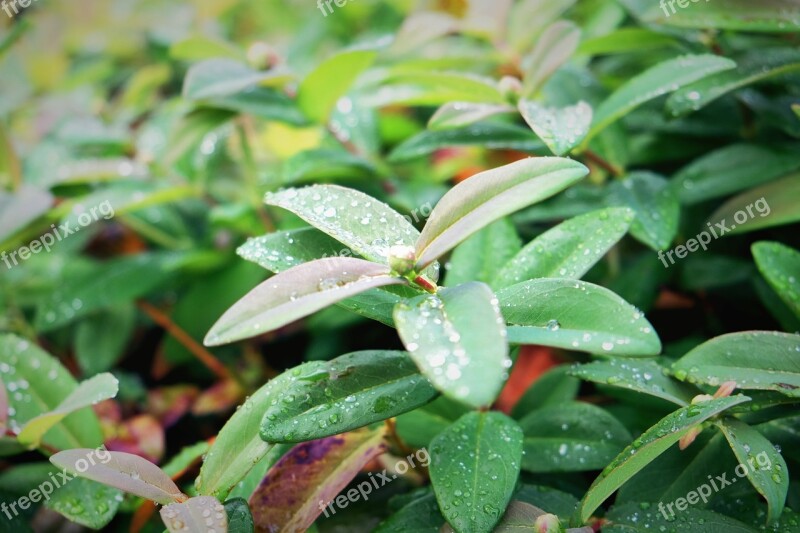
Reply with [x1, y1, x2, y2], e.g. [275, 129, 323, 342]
[205, 258, 405, 346]
[585, 55, 736, 142]
[672, 331, 800, 397]
[259, 350, 437, 443]
[578, 395, 751, 523]
[415, 157, 588, 269]
[50, 449, 185, 505]
[161, 496, 228, 533]
[375, 492, 444, 532]
[238, 228, 352, 274]
[18, 373, 118, 447]
[706, 173, 800, 235]
[522, 21, 581, 97]
[519, 100, 592, 155]
[394, 282, 509, 408]
[249, 426, 387, 533]
[430, 411, 523, 533]
[183, 59, 291, 100]
[717, 418, 788, 524]
[494, 208, 634, 288]
[429, 102, 515, 130]
[605, 502, 758, 533]
[753, 242, 800, 320]
[224, 498, 254, 533]
[265, 185, 426, 268]
[499, 279, 661, 356]
[569, 359, 696, 406]
[518, 403, 631, 473]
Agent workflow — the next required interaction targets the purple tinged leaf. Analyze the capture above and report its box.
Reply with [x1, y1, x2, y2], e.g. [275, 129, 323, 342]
[522, 21, 582, 97]
[249, 426, 387, 532]
[50, 449, 186, 505]
[205, 258, 405, 346]
[161, 495, 228, 533]
[415, 157, 588, 269]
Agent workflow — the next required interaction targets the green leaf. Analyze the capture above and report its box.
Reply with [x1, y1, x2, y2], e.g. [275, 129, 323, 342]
[0, 122, 22, 190]
[265, 184, 426, 268]
[161, 496, 228, 533]
[50, 449, 185, 505]
[578, 395, 751, 523]
[35, 252, 181, 331]
[298, 47, 378, 123]
[183, 59, 291, 100]
[415, 157, 588, 268]
[224, 498, 254, 533]
[672, 331, 800, 397]
[606, 172, 679, 251]
[0, 185, 52, 242]
[717, 418, 788, 524]
[375, 492, 444, 533]
[673, 144, 800, 205]
[205, 88, 307, 125]
[604, 502, 758, 532]
[170, 35, 243, 61]
[363, 70, 506, 108]
[753, 242, 800, 320]
[249, 426, 386, 532]
[0, 335, 103, 450]
[196, 372, 297, 498]
[518, 402, 631, 473]
[429, 411, 523, 533]
[45, 477, 122, 530]
[569, 359, 696, 406]
[508, 0, 577, 52]
[18, 373, 118, 447]
[204, 258, 405, 346]
[259, 350, 437, 442]
[238, 228, 350, 274]
[617, 0, 800, 33]
[395, 396, 470, 449]
[388, 122, 544, 163]
[74, 305, 136, 375]
[522, 21, 581, 97]
[394, 282, 510, 408]
[518, 100, 593, 156]
[513, 484, 580, 522]
[494, 207, 633, 288]
[428, 102, 515, 130]
[445, 218, 522, 287]
[706, 173, 800, 235]
[667, 48, 800, 117]
[282, 148, 375, 184]
[585, 54, 736, 143]
[499, 279, 662, 356]
[511, 366, 581, 419]
[577, 28, 678, 56]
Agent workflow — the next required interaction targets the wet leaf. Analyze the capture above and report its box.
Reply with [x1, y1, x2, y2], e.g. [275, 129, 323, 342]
[511, 366, 581, 419]
[428, 102, 515, 131]
[518, 100, 592, 156]
[249, 426, 386, 532]
[604, 502, 757, 532]
[445, 218, 521, 287]
[74, 304, 136, 375]
[518, 402, 631, 473]
[493, 207, 633, 288]
[499, 279, 662, 356]
[672, 331, 800, 397]
[753, 242, 800, 320]
[224, 498, 254, 533]
[706, 173, 800, 235]
[18, 373, 118, 448]
[606, 172, 679, 251]
[394, 282, 509, 408]
[429, 411, 523, 533]
[578, 395, 751, 523]
[375, 492, 444, 532]
[45, 477, 122, 530]
[50, 449, 185, 505]
[160, 495, 228, 533]
[183, 59, 291, 100]
[415, 157, 588, 268]
[260, 350, 437, 442]
[204, 258, 405, 346]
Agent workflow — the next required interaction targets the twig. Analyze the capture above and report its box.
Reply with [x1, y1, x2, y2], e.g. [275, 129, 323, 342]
[137, 301, 231, 381]
[583, 149, 623, 177]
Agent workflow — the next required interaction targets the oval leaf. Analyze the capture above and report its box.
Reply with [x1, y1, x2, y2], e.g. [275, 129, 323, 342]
[672, 331, 800, 397]
[522, 21, 582, 97]
[205, 258, 404, 346]
[578, 395, 751, 523]
[45, 477, 122, 529]
[429, 102, 515, 131]
[18, 373, 118, 447]
[499, 279, 662, 356]
[260, 350, 437, 442]
[493, 208, 634, 288]
[518, 100, 593, 156]
[606, 172, 679, 251]
[415, 157, 589, 269]
[430, 412, 523, 533]
[753, 242, 800, 321]
[183, 59, 291, 100]
[394, 282, 510, 408]
[50, 449, 185, 505]
[249, 426, 386, 533]
[161, 495, 228, 533]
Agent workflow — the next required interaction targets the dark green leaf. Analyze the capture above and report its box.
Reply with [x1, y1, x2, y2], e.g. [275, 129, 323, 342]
[753, 242, 800, 321]
[511, 366, 581, 419]
[445, 218, 521, 287]
[606, 172, 679, 251]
